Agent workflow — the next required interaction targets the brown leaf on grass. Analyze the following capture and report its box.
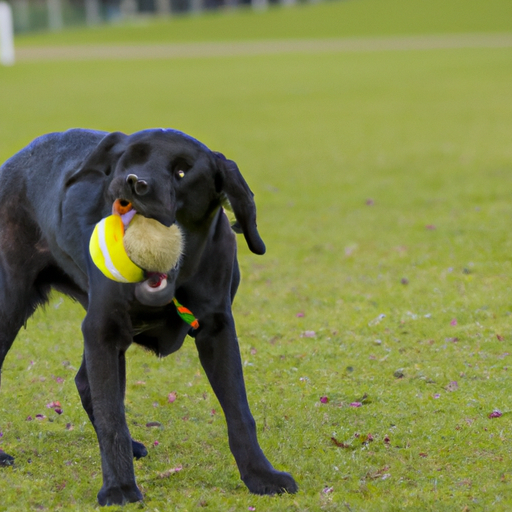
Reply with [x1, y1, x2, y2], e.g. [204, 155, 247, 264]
[330, 437, 351, 449]
[146, 421, 162, 428]
[158, 465, 183, 478]
[366, 465, 390, 480]
[497, 334, 504, 341]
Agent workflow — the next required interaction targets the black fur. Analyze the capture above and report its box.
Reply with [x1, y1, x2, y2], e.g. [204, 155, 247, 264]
[0, 129, 297, 505]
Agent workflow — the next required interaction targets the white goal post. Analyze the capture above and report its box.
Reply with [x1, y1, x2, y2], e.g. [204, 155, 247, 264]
[0, 1, 15, 66]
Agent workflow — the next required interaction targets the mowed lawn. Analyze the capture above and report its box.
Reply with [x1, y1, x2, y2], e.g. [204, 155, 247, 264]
[1, 0, 512, 510]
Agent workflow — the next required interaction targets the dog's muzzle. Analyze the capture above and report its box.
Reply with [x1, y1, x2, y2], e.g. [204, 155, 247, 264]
[111, 173, 174, 227]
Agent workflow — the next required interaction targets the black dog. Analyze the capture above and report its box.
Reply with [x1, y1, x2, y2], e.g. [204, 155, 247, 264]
[0, 129, 297, 505]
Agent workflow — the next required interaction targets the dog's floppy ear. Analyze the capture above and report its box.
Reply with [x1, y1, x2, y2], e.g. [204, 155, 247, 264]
[66, 132, 127, 187]
[215, 152, 266, 255]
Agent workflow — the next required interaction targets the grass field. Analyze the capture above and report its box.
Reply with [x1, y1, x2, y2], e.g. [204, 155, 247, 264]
[1, 0, 512, 510]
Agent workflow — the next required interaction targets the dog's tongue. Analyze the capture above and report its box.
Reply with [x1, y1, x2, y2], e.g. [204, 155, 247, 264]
[146, 272, 168, 288]
[120, 209, 137, 228]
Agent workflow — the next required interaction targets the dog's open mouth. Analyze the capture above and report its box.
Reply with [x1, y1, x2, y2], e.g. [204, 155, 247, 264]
[113, 198, 137, 227]
[144, 272, 168, 291]
[107, 198, 183, 303]
[114, 198, 132, 213]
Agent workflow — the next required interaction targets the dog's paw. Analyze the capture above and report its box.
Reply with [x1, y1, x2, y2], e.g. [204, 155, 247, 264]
[132, 440, 148, 460]
[97, 484, 143, 506]
[243, 469, 298, 495]
[0, 451, 15, 467]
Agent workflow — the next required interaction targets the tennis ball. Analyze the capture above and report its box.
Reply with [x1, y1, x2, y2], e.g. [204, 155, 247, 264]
[89, 214, 145, 283]
[123, 215, 183, 273]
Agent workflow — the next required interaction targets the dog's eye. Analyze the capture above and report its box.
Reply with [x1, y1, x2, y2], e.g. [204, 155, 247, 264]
[169, 157, 192, 180]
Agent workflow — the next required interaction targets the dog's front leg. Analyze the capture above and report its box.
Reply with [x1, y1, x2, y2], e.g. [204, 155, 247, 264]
[195, 312, 298, 495]
[75, 352, 149, 460]
[82, 310, 143, 506]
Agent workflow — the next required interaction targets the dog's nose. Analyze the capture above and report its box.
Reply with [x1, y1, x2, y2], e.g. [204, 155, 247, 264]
[126, 174, 149, 196]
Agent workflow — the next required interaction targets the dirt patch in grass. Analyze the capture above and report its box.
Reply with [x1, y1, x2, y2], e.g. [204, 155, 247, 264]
[15, 33, 512, 62]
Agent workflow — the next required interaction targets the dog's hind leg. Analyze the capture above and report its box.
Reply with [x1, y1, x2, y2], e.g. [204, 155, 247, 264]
[0, 260, 54, 467]
[0, 203, 53, 382]
[0, 275, 29, 467]
[75, 353, 148, 460]
[0, 292, 27, 467]
[0, 268, 53, 385]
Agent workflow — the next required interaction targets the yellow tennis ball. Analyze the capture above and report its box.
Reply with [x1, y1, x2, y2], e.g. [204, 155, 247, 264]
[123, 215, 183, 273]
[89, 214, 145, 283]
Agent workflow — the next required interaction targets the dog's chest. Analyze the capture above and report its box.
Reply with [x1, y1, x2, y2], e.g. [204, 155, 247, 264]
[129, 307, 188, 357]
[131, 318, 166, 336]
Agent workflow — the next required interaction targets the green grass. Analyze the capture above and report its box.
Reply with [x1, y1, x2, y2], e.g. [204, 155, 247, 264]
[2, 0, 512, 510]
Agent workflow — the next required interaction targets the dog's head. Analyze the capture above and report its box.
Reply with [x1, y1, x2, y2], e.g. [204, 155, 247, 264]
[76, 129, 265, 256]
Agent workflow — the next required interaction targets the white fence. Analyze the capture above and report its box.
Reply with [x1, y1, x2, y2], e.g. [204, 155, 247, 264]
[0, 1, 15, 65]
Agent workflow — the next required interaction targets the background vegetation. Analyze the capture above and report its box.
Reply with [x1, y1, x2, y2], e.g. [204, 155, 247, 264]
[1, 0, 512, 509]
